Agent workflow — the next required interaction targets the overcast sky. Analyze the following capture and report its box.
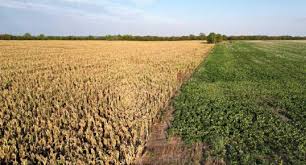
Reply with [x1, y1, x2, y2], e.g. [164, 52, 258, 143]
[0, 0, 305, 36]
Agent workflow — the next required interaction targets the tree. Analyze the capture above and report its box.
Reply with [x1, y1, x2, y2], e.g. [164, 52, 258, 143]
[88, 35, 95, 40]
[38, 34, 45, 40]
[0, 34, 12, 40]
[199, 33, 206, 40]
[215, 34, 223, 42]
[207, 32, 226, 43]
[23, 33, 32, 40]
[188, 34, 196, 40]
[222, 35, 227, 41]
[207, 32, 216, 43]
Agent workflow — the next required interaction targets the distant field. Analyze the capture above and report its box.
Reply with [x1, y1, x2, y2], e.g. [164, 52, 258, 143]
[170, 41, 306, 164]
[0, 41, 213, 164]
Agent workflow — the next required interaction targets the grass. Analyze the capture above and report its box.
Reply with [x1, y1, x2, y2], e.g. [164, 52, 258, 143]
[0, 41, 213, 164]
[169, 41, 306, 164]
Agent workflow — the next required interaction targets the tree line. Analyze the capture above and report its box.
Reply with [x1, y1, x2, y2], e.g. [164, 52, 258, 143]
[0, 33, 207, 41]
[227, 35, 306, 40]
[0, 33, 305, 43]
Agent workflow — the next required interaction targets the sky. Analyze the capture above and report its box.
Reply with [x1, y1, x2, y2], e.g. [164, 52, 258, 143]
[0, 0, 305, 36]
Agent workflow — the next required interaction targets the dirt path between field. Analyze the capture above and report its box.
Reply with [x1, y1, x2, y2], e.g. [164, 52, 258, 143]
[135, 104, 205, 165]
[135, 45, 215, 165]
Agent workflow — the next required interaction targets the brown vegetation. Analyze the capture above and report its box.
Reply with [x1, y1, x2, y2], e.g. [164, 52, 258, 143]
[0, 41, 213, 164]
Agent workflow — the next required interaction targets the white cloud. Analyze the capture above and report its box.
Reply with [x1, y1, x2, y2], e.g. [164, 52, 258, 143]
[0, 0, 174, 23]
[0, 0, 184, 36]
[0, 0, 120, 21]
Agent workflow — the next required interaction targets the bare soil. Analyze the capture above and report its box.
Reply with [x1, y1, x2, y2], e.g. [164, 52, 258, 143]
[135, 45, 215, 165]
[135, 106, 205, 165]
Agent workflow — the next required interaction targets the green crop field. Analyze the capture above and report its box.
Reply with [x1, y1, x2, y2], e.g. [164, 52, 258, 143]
[169, 41, 306, 164]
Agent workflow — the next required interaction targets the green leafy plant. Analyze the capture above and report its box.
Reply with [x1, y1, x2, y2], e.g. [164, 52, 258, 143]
[170, 41, 306, 164]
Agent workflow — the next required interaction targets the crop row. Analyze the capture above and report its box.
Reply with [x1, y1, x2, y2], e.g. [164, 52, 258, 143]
[0, 41, 213, 164]
[170, 41, 306, 164]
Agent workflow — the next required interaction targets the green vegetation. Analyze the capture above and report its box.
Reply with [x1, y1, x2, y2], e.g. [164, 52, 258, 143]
[207, 33, 226, 43]
[170, 41, 306, 164]
[1, 33, 306, 41]
[228, 35, 306, 40]
[0, 33, 208, 41]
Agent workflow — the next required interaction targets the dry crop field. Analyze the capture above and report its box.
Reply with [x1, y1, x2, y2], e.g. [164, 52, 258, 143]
[0, 41, 212, 164]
